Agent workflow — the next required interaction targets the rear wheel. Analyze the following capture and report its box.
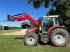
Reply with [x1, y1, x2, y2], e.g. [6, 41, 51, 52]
[24, 32, 38, 46]
[50, 28, 69, 47]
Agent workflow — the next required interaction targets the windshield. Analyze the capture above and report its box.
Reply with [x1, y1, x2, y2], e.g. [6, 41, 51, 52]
[37, 17, 42, 25]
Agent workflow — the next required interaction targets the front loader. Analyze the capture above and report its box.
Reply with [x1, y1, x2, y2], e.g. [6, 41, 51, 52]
[8, 13, 69, 47]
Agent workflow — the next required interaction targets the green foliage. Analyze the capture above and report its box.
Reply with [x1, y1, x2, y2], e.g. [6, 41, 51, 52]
[33, 1, 41, 8]
[48, 9, 58, 15]
[52, 0, 70, 19]
[44, 0, 49, 8]
[27, 0, 70, 25]
[66, 6, 70, 17]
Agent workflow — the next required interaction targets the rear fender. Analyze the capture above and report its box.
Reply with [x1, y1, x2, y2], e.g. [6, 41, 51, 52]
[48, 25, 65, 36]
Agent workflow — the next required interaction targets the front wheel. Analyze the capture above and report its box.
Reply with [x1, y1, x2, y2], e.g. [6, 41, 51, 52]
[50, 28, 69, 47]
[24, 32, 38, 46]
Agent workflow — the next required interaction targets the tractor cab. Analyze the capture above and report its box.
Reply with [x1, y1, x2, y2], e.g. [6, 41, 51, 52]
[38, 15, 63, 33]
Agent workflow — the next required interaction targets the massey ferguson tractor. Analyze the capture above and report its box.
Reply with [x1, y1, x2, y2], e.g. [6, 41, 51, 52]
[8, 13, 69, 47]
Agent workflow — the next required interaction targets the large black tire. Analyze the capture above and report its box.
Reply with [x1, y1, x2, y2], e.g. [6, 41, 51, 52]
[50, 28, 69, 47]
[24, 32, 38, 46]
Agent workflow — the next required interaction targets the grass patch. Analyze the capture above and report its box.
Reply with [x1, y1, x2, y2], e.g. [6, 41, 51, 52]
[0, 35, 70, 52]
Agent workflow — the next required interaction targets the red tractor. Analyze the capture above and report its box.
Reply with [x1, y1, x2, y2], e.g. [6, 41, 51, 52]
[8, 13, 69, 47]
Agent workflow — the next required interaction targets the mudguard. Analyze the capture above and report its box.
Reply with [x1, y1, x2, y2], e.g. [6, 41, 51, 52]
[48, 25, 65, 35]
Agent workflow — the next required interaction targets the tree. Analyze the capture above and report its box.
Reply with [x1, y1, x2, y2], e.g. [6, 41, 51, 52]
[27, 0, 70, 26]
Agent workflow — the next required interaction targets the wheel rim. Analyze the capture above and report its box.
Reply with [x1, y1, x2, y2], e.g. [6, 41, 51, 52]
[54, 34, 66, 44]
[26, 37, 35, 45]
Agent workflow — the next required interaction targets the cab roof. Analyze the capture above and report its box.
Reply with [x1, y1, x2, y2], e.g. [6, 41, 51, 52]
[42, 15, 59, 18]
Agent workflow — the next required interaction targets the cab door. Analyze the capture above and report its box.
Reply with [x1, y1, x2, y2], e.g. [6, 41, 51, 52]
[42, 17, 53, 33]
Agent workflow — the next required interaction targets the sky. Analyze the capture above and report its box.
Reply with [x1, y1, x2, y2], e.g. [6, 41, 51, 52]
[0, 0, 51, 27]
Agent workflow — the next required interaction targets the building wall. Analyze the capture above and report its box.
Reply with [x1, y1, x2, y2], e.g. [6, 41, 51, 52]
[0, 26, 2, 29]
[21, 24, 31, 29]
[0, 25, 9, 30]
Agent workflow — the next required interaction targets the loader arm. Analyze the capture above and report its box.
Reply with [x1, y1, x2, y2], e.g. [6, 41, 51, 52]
[8, 13, 40, 27]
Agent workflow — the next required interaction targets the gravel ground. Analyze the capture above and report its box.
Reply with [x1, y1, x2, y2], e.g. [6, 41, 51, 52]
[0, 29, 28, 35]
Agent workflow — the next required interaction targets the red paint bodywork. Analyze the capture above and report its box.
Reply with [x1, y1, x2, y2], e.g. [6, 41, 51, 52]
[48, 25, 65, 35]
[8, 13, 40, 33]
[28, 27, 38, 33]
[8, 13, 65, 36]
[28, 25, 65, 36]
[8, 13, 40, 27]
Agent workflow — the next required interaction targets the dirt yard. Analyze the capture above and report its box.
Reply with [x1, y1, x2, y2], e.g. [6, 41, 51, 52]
[0, 29, 28, 35]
